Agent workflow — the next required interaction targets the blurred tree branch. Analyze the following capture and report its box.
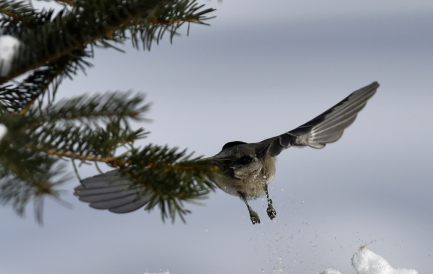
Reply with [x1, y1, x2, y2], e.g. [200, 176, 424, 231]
[0, 0, 217, 224]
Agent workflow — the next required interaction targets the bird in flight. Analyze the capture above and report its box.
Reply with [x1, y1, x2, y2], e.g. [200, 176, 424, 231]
[74, 82, 379, 224]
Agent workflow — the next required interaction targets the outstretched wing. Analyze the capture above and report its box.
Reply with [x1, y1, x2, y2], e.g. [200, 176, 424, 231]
[256, 82, 379, 158]
[74, 171, 151, 213]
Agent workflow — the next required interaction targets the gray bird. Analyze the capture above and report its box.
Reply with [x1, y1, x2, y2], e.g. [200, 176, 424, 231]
[74, 82, 379, 224]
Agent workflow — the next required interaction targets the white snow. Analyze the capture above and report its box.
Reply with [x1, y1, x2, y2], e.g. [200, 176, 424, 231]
[320, 268, 342, 274]
[0, 124, 7, 141]
[352, 248, 418, 274]
[320, 248, 418, 274]
[0, 35, 22, 77]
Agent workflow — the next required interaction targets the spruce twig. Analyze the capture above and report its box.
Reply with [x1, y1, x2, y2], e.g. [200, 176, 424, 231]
[0, 0, 217, 223]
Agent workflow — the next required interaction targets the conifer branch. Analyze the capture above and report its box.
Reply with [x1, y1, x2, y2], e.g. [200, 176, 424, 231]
[0, 7, 22, 21]
[0, 1, 41, 31]
[54, 0, 78, 6]
[0, 0, 218, 223]
[0, 0, 215, 84]
[0, 2, 32, 22]
[0, 0, 163, 84]
[40, 146, 117, 163]
[4, 54, 73, 113]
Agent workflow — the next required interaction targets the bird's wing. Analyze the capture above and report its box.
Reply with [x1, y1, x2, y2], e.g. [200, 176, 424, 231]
[74, 170, 151, 213]
[256, 82, 379, 158]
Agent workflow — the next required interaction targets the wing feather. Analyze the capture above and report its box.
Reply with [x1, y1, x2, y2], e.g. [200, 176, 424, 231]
[256, 82, 379, 157]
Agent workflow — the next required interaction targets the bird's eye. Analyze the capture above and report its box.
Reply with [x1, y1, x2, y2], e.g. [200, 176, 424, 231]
[230, 155, 253, 168]
[238, 155, 253, 164]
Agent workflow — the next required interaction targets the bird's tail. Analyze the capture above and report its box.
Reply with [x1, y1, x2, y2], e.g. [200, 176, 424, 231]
[74, 170, 151, 213]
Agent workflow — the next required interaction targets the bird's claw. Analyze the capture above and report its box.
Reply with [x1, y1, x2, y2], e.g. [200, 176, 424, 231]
[249, 210, 261, 225]
[267, 206, 276, 220]
[267, 199, 276, 220]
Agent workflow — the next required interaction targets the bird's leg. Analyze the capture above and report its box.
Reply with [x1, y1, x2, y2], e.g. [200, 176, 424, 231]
[238, 191, 260, 225]
[263, 184, 277, 220]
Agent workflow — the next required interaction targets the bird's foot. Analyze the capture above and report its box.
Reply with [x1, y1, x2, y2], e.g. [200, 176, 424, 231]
[249, 209, 261, 225]
[267, 200, 276, 220]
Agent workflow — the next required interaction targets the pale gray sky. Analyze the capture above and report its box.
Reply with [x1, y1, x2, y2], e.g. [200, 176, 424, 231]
[1, 0, 433, 273]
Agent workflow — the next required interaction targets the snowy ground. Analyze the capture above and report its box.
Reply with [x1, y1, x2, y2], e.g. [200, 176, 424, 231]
[321, 248, 418, 274]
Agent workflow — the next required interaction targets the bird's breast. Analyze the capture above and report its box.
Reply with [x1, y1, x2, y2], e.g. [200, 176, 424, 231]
[215, 155, 276, 200]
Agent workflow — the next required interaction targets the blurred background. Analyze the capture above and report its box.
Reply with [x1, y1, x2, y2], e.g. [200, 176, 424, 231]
[1, 0, 432, 273]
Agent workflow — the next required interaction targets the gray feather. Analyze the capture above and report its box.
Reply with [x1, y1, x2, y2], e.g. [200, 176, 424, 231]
[256, 82, 379, 156]
[109, 198, 152, 213]
[73, 171, 150, 213]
